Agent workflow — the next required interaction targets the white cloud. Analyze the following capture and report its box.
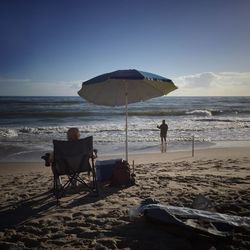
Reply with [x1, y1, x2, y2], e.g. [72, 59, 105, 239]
[176, 72, 217, 88]
[173, 72, 250, 96]
[215, 72, 250, 86]
[70, 82, 82, 90]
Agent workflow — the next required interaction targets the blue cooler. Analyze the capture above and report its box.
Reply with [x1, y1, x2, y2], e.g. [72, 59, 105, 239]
[96, 159, 122, 181]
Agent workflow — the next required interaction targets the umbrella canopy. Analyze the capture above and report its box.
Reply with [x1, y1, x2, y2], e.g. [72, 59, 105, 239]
[78, 69, 178, 161]
[78, 69, 177, 106]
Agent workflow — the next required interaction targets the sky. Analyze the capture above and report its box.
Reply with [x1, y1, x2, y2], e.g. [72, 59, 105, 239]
[0, 0, 250, 96]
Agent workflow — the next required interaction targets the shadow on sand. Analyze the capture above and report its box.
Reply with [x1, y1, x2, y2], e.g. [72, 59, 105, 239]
[63, 182, 134, 208]
[0, 190, 56, 230]
[0, 181, 130, 230]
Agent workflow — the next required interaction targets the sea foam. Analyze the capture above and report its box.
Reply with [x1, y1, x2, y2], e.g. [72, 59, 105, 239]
[0, 129, 18, 138]
[186, 110, 212, 116]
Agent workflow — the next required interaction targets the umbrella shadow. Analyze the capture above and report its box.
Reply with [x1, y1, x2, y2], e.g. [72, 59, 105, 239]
[0, 190, 56, 230]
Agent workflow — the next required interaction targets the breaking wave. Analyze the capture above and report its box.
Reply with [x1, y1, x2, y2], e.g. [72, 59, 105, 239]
[185, 110, 212, 116]
[0, 129, 18, 138]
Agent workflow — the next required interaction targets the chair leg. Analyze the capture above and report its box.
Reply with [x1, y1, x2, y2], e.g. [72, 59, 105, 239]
[53, 175, 60, 203]
[91, 157, 99, 195]
[53, 175, 57, 195]
[54, 175, 66, 202]
[53, 168, 99, 201]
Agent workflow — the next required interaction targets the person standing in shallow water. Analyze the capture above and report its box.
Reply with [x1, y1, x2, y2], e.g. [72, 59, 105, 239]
[157, 120, 168, 152]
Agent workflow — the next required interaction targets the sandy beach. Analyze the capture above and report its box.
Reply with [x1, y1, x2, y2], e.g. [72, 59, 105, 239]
[0, 146, 249, 250]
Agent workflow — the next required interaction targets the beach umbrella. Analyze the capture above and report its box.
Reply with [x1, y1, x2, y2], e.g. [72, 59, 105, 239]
[78, 69, 177, 161]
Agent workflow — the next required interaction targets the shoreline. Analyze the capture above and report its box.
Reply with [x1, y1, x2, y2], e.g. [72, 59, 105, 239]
[1, 138, 250, 162]
[102, 143, 250, 163]
[0, 145, 250, 168]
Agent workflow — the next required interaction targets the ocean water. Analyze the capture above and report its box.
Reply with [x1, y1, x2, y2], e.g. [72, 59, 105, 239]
[0, 96, 250, 161]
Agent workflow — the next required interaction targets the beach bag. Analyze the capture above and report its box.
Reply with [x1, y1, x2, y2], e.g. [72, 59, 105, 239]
[110, 160, 134, 187]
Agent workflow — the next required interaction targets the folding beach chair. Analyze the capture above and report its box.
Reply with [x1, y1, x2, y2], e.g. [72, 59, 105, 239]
[52, 136, 98, 202]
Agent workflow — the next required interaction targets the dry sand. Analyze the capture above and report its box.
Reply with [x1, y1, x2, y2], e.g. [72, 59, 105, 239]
[0, 147, 249, 249]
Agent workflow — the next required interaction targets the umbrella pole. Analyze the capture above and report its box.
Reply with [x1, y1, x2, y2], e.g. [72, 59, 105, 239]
[125, 83, 128, 162]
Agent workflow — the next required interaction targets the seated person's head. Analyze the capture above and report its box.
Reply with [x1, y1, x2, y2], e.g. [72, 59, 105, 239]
[67, 127, 80, 141]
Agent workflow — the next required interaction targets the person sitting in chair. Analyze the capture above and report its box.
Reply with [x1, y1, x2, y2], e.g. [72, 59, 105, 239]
[67, 127, 80, 141]
[41, 127, 81, 186]
[42, 127, 80, 166]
